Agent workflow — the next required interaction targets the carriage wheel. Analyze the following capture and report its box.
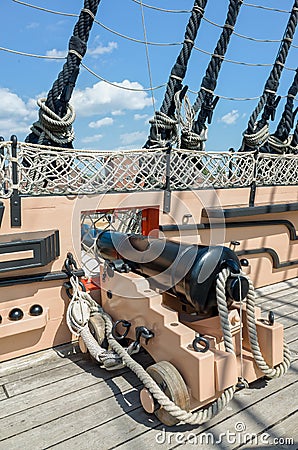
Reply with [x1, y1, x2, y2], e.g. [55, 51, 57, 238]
[140, 360, 190, 426]
[79, 313, 106, 357]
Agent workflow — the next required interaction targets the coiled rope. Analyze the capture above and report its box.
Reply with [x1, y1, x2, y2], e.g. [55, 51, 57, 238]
[29, 98, 75, 145]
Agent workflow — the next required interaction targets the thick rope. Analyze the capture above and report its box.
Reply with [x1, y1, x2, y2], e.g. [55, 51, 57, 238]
[174, 91, 208, 150]
[267, 134, 293, 154]
[30, 98, 75, 145]
[160, 0, 208, 117]
[273, 69, 298, 143]
[27, 0, 101, 147]
[246, 1, 298, 135]
[245, 278, 291, 378]
[146, 0, 207, 148]
[188, 0, 243, 143]
[215, 268, 235, 354]
[68, 268, 236, 424]
[101, 268, 236, 425]
[146, 112, 179, 148]
[66, 276, 124, 369]
[242, 123, 270, 149]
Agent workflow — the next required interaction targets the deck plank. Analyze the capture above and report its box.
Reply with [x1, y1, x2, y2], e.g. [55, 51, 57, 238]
[254, 279, 298, 297]
[0, 353, 153, 420]
[0, 387, 156, 448]
[284, 323, 298, 343]
[0, 342, 79, 378]
[177, 382, 298, 450]
[0, 353, 83, 386]
[0, 386, 7, 401]
[114, 360, 298, 450]
[256, 286, 298, 304]
[0, 371, 144, 441]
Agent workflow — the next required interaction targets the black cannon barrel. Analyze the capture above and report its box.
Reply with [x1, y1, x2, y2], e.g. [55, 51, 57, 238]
[97, 230, 249, 316]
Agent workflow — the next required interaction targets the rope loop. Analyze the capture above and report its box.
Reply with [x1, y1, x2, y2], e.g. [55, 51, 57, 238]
[242, 123, 269, 148]
[268, 134, 293, 153]
[30, 98, 75, 145]
[245, 277, 291, 378]
[147, 111, 179, 148]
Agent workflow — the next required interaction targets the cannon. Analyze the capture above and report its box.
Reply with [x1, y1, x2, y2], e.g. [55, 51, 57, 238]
[96, 230, 249, 318]
[87, 229, 286, 425]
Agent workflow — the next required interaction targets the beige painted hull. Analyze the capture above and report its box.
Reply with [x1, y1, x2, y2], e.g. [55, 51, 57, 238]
[0, 184, 297, 362]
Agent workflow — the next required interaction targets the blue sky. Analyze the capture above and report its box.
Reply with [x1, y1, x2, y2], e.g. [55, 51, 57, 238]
[0, 0, 297, 150]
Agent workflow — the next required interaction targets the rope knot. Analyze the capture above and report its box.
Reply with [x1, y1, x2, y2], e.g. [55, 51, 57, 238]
[242, 124, 269, 149]
[31, 98, 75, 145]
[147, 111, 179, 148]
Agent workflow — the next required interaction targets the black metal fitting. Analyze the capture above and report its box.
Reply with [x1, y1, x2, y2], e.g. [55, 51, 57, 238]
[112, 320, 131, 341]
[64, 252, 78, 278]
[263, 94, 281, 121]
[106, 259, 130, 277]
[221, 258, 241, 274]
[240, 258, 249, 267]
[226, 275, 249, 301]
[268, 310, 274, 326]
[63, 280, 86, 299]
[194, 93, 220, 134]
[192, 334, 210, 353]
[133, 326, 154, 349]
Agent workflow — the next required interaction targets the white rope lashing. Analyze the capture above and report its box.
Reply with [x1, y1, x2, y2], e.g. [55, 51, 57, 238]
[242, 123, 270, 149]
[30, 98, 75, 145]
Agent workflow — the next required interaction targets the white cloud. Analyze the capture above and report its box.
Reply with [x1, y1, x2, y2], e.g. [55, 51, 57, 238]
[81, 134, 103, 144]
[26, 22, 39, 29]
[88, 42, 117, 57]
[89, 117, 114, 128]
[111, 110, 124, 116]
[45, 42, 117, 60]
[219, 110, 239, 125]
[72, 80, 152, 117]
[0, 88, 37, 137]
[120, 131, 147, 145]
[45, 49, 66, 59]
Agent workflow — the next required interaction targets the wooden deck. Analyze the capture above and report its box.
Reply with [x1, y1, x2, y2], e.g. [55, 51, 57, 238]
[0, 279, 297, 450]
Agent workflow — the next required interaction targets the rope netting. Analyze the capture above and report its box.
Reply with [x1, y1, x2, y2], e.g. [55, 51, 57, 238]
[1, 141, 298, 198]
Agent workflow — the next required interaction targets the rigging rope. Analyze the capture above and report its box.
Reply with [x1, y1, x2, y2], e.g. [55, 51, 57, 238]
[1, 44, 297, 102]
[13, 1, 298, 51]
[291, 120, 298, 148]
[185, 0, 243, 150]
[243, 0, 298, 150]
[2, 42, 297, 70]
[160, 0, 208, 117]
[273, 68, 298, 143]
[26, 0, 101, 147]
[131, 0, 293, 15]
[146, 0, 208, 148]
